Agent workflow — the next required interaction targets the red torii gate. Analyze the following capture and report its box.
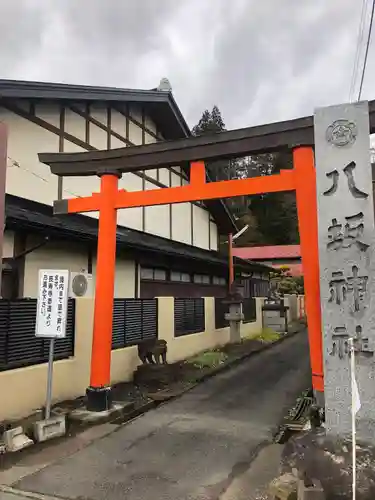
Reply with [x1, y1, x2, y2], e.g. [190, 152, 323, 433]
[39, 111, 347, 411]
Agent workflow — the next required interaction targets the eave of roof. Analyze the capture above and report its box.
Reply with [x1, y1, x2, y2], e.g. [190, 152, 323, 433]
[0, 78, 191, 139]
[4, 194, 268, 274]
[0, 79, 237, 233]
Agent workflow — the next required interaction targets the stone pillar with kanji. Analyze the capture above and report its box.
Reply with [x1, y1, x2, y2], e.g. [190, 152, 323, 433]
[315, 101, 375, 441]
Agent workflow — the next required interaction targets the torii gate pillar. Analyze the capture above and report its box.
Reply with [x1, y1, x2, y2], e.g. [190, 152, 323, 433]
[86, 172, 120, 411]
[294, 148, 324, 399]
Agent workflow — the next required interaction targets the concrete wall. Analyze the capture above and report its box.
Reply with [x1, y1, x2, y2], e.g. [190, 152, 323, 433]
[297, 295, 306, 319]
[0, 297, 263, 422]
[283, 294, 306, 323]
[1, 101, 219, 251]
[262, 295, 302, 332]
[278, 294, 305, 324]
[284, 294, 297, 324]
[157, 297, 264, 364]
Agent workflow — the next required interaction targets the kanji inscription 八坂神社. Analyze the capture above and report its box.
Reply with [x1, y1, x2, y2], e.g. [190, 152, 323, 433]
[315, 101, 375, 441]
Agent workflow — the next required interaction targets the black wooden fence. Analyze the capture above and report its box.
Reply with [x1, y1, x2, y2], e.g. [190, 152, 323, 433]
[214, 298, 229, 329]
[174, 298, 205, 336]
[0, 298, 76, 372]
[112, 298, 158, 349]
[242, 297, 257, 323]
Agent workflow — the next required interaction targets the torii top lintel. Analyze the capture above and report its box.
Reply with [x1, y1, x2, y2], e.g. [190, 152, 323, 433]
[39, 100, 375, 178]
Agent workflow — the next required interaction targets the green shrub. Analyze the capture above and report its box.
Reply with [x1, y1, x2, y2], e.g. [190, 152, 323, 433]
[252, 328, 281, 343]
[189, 351, 228, 369]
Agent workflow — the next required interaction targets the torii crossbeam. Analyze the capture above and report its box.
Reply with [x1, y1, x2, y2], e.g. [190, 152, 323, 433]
[40, 111, 331, 412]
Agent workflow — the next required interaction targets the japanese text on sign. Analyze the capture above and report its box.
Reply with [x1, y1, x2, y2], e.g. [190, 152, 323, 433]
[324, 160, 372, 358]
[35, 270, 69, 338]
[318, 110, 373, 360]
[314, 101, 375, 437]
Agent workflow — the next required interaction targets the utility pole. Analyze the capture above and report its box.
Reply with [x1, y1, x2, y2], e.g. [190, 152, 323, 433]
[227, 224, 249, 291]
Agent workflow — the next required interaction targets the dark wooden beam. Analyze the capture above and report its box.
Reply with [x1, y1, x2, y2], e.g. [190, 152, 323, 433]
[39, 100, 375, 177]
[114, 103, 159, 141]
[107, 106, 111, 150]
[57, 104, 65, 200]
[85, 103, 90, 144]
[68, 104, 132, 147]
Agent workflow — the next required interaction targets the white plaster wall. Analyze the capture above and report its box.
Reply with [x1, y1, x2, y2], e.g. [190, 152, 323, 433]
[193, 204, 210, 249]
[62, 141, 100, 220]
[111, 136, 126, 150]
[92, 253, 135, 298]
[144, 114, 157, 134]
[144, 181, 170, 238]
[129, 105, 142, 124]
[36, 102, 60, 128]
[170, 169, 182, 187]
[1, 101, 220, 254]
[210, 220, 218, 251]
[23, 235, 135, 299]
[158, 168, 170, 186]
[144, 131, 158, 179]
[144, 131, 155, 145]
[1, 107, 59, 205]
[62, 107, 142, 230]
[111, 109, 126, 136]
[128, 118, 143, 144]
[90, 103, 107, 127]
[23, 237, 89, 298]
[65, 107, 86, 141]
[147, 168, 158, 180]
[117, 173, 143, 230]
[171, 203, 192, 244]
[113, 259, 135, 298]
[90, 123, 107, 150]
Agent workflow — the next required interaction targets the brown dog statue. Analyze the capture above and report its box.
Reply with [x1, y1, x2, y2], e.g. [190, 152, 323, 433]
[137, 339, 167, 365]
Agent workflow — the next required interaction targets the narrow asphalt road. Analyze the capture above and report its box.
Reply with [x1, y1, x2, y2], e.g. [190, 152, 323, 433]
[12, 332, 311, 500]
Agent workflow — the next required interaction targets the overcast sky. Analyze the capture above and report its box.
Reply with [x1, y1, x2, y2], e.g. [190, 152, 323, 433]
[1, 1, 374, 130]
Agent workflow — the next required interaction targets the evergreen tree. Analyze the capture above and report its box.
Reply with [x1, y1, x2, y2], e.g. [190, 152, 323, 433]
[211, 105, 225, 131]
[192, 106, 226, 136]
[192, 107, 299, 245]
[192, 106, 229, 182]
[237, 151, 298, 245]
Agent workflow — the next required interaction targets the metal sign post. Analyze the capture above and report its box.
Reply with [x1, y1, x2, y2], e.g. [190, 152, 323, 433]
[45, 338, 55, 420]
[35, 269, 69, 420]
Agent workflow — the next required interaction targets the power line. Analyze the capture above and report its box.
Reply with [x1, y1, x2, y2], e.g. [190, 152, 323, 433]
[358, 0, 375, 100]
[7, 156, 81, 198]
[349, 0, 368, 102]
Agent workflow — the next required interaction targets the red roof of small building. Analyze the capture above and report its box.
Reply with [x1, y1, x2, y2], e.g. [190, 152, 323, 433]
[233, 245, 301, 260]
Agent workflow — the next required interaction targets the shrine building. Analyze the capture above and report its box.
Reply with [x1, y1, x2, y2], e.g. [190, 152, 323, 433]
[0, 79, 270, 300]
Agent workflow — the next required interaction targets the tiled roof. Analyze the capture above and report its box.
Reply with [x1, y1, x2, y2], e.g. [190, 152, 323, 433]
[4, 194, 269, 273]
